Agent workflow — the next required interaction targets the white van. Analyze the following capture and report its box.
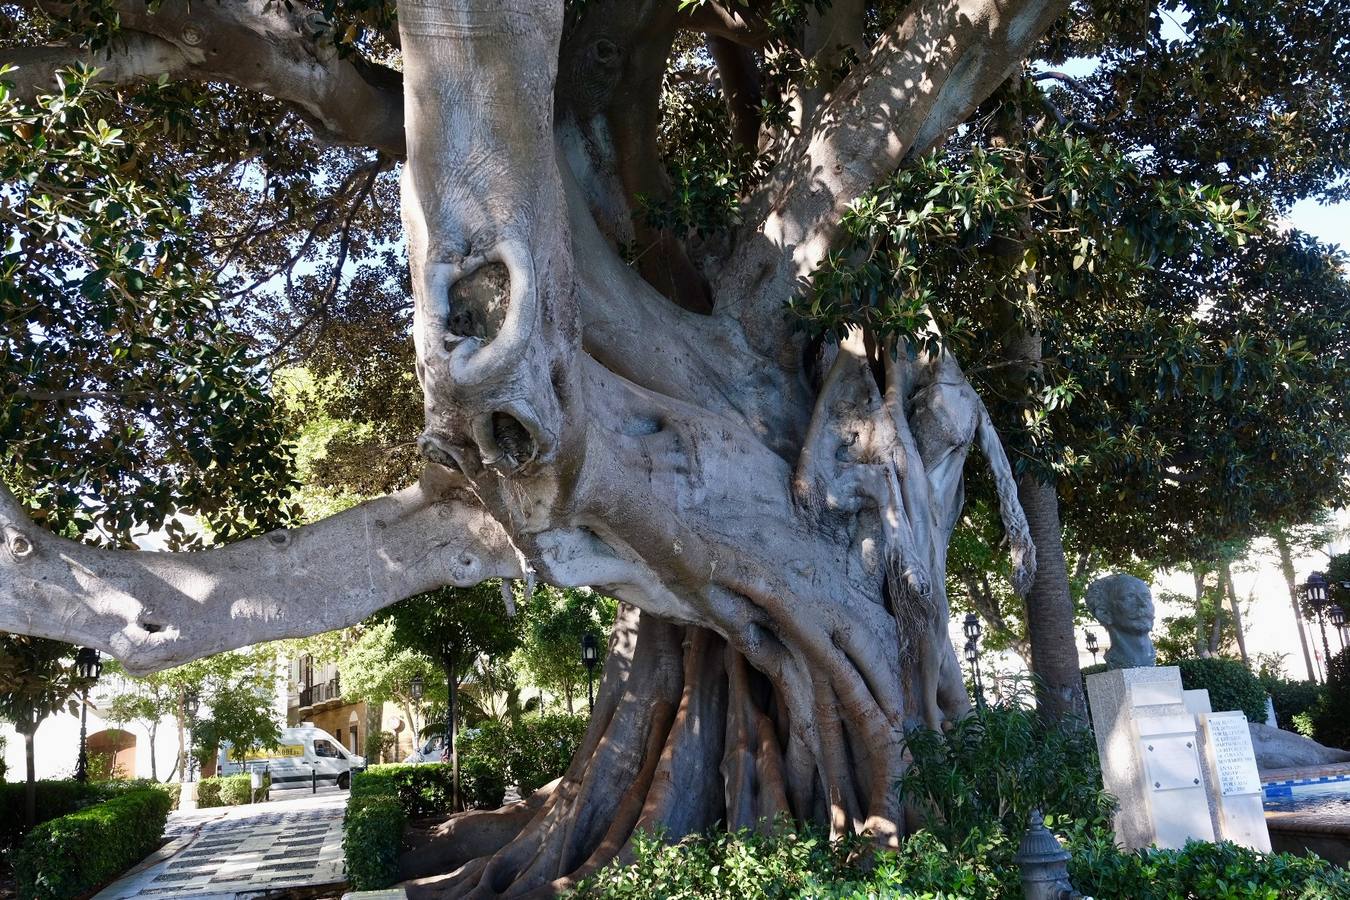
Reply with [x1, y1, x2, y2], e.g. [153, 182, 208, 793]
[219, 724, 366, 790]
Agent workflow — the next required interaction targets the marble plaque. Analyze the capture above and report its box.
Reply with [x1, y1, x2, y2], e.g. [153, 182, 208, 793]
[1205, 713, 1262, 797]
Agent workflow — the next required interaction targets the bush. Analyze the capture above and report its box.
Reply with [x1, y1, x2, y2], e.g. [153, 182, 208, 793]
[574, 823, 1350, 900]
[344, 771, 414, 891]
[1310, 647, 1350, 749]
[460, 722, 510, 809]
[899, 692, 1115, 851]
[12, 787, 173, 900]
[352, 763, 454, 817]
[1258, 674, 1325, 733]
[1175, 657, 1268, 722]
[1069, 830, 1349, 899]
[0, 779, 109, 850]
[197, 773, 269, 808]
[507, 714, 587, 796]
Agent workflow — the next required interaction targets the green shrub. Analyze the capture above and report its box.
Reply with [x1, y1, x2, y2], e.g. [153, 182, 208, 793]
[1175, 657, 1268, 722]
[343, 793, 406, 890]
[352, 763, 454, 817]
[899, 692, 1114, 851]
[507, 714, 587, 796]
[0, 779, 110, 849]
[460, 722, 510, 809]
[1310, 647, 1350, 749]
[574, 824, 1350, 900]
[1069, 830, 1349, 899]
[196, 773, 268, 808]
[12, 787, 173, 900]
[1258, 674, 1325, 732]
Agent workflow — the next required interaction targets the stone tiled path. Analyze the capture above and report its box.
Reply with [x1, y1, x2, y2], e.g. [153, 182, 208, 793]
[95, 791, 348, 899]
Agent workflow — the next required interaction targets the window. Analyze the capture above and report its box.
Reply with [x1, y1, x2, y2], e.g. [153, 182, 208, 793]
[314, 739, 342, 759]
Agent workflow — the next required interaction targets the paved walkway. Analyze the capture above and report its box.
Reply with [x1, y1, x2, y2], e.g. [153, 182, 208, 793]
[95, 790, 348, 899]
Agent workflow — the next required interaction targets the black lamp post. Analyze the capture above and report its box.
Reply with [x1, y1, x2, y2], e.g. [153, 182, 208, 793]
[1331, 603, 1347, 652]
[73, 647, 102, 782]
[184, 689, 200, 782]
[1085, 629, 1100, 666]
[963, 613, 986, 709]
[409, 674, 425, 702]
[1301, 572, 1334, 681]
[581, 633, 599, 711]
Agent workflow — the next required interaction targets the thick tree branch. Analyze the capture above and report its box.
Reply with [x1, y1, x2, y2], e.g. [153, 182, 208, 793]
[718, 0, 1068, 356]
[1, 33, 192, 100]
[7, 0, 405, 155]
[0, 469, 519, 673]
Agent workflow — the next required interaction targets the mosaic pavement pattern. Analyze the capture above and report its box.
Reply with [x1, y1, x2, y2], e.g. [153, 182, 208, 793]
[96, 793, 347, 899]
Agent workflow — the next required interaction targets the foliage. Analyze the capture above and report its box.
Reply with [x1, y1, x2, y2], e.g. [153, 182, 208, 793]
[505, 714, 589, 796]
[514, 586, 616, 714]
[575, 822, 1349, 900]
[0, 65, 296, 546]
[184, 647, 283, 766]
[1309, 648, 1350, 750]
[343, 792, 406, 892]
[375, 583, 524, 681]
[459, 724, 510, 809]
[11, 786, 172, 900]
[1174, 657, 1268, 723]
[196, 772, 270, 808]
[0, 732, 6, 781]
[898, 690, 1114, 851]
[351, 763, 456, 818]
[0, 634, 90, 738]
[335, 619, 440, 734]
[1068, 830, 1349, 900]
[1257, 673, 1325, 734]
[0, 779, 109, 849]
[366, 729, 398, 764]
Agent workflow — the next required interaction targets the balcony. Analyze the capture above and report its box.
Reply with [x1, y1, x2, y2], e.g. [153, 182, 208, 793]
[297, 675, 342, 710]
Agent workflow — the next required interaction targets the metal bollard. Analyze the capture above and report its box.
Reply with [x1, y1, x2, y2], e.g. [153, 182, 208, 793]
[1013, 810, 1084, 900]
[312, 766, 317, 794]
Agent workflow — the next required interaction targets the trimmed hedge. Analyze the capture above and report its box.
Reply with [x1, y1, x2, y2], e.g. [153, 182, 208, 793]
[1311, 647, 1350, 749]
[1259, 674, 1326, 733]
[343, 793, 407, 891]
[197, 772, 270, 808]
[0, 780, 108, 850]
[12, 787, 173, 900]
[1175, 657, 1267, 722]
[352, 763, 454, 817]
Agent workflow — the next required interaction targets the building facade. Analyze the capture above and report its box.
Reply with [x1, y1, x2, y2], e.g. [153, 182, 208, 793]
[286, 654, 419, 763]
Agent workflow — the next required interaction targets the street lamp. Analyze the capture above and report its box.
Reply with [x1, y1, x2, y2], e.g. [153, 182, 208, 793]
[1331, 603, 1347, 652]
[1085, 629, 1100, 666]
[73, 647, 102, 782]
[581, 633, 599, 712]
[409, 674, 425, 702]
[1301, 572, 1334, 680]
[184, 690, 200, 782]
[963, 613, 986, 710]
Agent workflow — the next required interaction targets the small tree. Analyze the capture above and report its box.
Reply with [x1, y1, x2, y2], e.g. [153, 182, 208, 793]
[375, 583, 523, 810]
[335, 620, 441, 745]
[189, 648, 282, 768]
[103, 664, 178, 782]
[0, 634, 92, 826]
[515, 586, 616, 714]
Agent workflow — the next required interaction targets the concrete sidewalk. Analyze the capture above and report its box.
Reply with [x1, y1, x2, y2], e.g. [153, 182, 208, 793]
[95, 790, 348, 899]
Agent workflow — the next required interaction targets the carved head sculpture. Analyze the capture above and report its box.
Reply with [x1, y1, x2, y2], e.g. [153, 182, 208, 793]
[1085, 573, 1156, 670]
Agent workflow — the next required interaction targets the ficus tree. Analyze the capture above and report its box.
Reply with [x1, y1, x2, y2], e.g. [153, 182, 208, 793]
[0, 0, 1346, 895]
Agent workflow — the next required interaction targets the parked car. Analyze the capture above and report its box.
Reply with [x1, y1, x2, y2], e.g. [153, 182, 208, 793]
[219, 723, 366, 790]
[403, 732, 447, 764]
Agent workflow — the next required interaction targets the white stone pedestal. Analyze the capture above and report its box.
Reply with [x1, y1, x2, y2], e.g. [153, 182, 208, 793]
[1086, 666, 1272, 853]
[178, 780, 198, 811]
[1086, 666, 1213, 849]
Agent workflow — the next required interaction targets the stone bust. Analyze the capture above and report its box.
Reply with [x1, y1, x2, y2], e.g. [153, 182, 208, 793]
[1085, 573, 1156, 670]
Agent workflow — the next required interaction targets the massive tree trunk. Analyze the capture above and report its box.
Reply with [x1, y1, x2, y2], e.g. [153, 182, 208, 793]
[0, 0, 1067, 893]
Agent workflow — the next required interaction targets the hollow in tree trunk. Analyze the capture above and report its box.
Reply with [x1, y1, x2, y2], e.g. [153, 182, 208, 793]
[0, 0, 1070, 894]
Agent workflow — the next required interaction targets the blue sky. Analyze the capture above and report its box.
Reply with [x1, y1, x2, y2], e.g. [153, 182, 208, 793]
[1288, 198, 1348, 252]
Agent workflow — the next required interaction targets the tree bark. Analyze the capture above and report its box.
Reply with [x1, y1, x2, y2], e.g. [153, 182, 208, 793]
[1220, 559, 1250, 667]
[23, 727, 36, 827]
[1273, 530, 1319, 681]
